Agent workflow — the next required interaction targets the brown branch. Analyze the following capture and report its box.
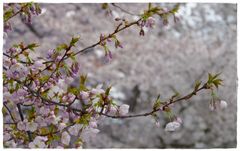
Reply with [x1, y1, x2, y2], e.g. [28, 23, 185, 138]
[37, 45, 72, 93]
[111, 3, 140, 16]
[42, 18, 141, 65]
[16, 103, 32, 142]
[3, 102, 16, 123]
[100, 84, 208, 119]
[4, 4, 29, 23]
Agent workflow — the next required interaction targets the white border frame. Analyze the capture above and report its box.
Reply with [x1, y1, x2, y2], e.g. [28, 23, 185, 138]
[0, 0, 239, 150]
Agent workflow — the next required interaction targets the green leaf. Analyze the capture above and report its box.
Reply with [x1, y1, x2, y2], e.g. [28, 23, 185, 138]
[75, 113, 91, 125]
[68, 87, 79, 95]
[148, 3, 152, 10]
[207, 73, 213, 83]
[212, 79, 223, 89]
[194, 80, 202, 90]
[170, 4, 180, 14]
[153, 94, 161, 110]
[39, 75, 50, 83]
[70, 36, 80, 47]
[102, 3, 108, 9]
[79, 74, 88, 91]
[27, 43, 39, 51]
[4, 9, 14, 21]
[212, 72, 221, 80]
[56, 43, 68, 52]
[52, 134, 60, 141]
[105, 86, 112, 96]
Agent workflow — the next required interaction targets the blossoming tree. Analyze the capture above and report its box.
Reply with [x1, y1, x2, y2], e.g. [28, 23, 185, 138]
[2, 3, 227, 148]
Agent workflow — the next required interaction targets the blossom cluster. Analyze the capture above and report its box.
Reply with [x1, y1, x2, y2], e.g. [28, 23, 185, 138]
[3, 38, 131, 148]
[4, 3, 41, 32]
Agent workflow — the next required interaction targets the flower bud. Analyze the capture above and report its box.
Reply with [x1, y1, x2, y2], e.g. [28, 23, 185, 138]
[219, 100, 227, 109]
[155, 121, 160, 128]
[175, 117, 183, 124]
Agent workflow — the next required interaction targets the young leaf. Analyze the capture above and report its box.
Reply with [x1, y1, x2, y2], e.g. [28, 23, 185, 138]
[153, 94, 161, 110]
[70, 36, 80, 47]
[194, 80, 202, 90]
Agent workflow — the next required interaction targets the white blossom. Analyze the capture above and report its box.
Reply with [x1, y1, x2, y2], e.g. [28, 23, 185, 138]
[68, 124, 83, 136]
[28, 136, 47, 148]
[17, 121, 26, 131]
[58, 123, 67, 131]
[26, 122, 38, 132]
[33, 59, 45, 70]
[81, 128, 100, 142]
[165, 121, 181, 132]
[209, 104, 215, 111]
[39, 106, 50, 116]
[91, 88, 105, 94]
[61, 131, 71, 146]
[119, 104, 129, 115]
[89, 120, 98, 128]
[219, 100, 228, 109]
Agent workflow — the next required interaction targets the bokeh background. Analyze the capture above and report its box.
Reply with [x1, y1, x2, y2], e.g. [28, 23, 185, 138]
[4, 3, 237, 148]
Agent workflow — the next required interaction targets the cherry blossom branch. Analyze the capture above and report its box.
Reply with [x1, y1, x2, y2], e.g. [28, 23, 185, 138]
[43, 19, 141, 65]
[4, 4, 29, 22]
[100, 84, 208, 119]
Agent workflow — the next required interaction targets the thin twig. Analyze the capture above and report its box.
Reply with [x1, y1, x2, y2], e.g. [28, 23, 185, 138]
[100, 84, 208, 119]
[16, 103, 32, 141]
[4, 4, 29, 22]
[111, 3, 140, 16]
[3, 102, 16, 123]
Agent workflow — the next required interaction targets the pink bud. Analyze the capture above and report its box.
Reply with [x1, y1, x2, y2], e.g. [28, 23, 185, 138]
[155, 121, 160, 128]
[209, 104, 215, 111]
[175, 117, 183, 124]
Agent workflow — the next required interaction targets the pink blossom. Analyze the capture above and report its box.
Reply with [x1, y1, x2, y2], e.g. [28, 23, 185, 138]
[155, 121, 160, 128]
[108, 106, 118, 115]
[47, 49, 55, 59]
[145, 17, 155, 28]
[80, 91, 89, 100]
[32, 59, 45, 70]
[4, 132, 11, 141]
[175, 117, 183, 124]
